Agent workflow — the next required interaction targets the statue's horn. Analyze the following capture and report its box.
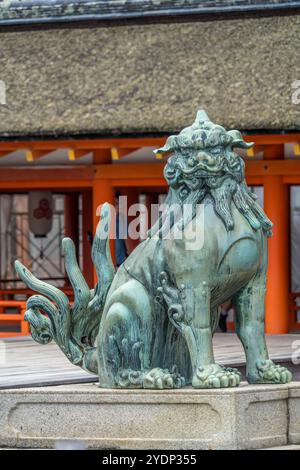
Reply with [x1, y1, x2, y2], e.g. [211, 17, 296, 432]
[195, 109, 210, 124]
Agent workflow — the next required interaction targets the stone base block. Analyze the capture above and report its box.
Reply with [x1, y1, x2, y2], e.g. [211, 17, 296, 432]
[288, 383, 300, 445]
[0, 382, 299, 450]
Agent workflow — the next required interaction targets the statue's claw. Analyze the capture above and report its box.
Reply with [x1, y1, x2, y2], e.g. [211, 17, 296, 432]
[142, 367, 185, 389]
[192, 364, 241, 389]
[248, 359, 292, 384]
[115, 367, 185, 389]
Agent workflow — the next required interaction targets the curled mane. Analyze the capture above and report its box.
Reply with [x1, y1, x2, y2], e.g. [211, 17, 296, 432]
[149, 110, 272, 238]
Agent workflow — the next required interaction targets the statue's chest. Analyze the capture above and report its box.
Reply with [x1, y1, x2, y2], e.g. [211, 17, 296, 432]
[160, 225, 262, 289]
[216, 235, 260, 276]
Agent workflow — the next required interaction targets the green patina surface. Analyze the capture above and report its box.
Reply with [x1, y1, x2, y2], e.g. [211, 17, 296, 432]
[15, 110, 292, 389]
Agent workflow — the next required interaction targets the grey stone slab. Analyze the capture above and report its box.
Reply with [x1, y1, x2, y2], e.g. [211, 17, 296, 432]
[235, 387, 289, 449]
[288, 383, 300, 445]
[0, 382, 299, 450]
[264, 445, 300, 450]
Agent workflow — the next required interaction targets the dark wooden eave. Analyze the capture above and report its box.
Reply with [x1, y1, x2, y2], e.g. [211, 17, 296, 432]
[1, 0, 300, 25]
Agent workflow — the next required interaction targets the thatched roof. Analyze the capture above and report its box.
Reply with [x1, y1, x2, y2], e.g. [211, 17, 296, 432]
[0, 12, 299, 137]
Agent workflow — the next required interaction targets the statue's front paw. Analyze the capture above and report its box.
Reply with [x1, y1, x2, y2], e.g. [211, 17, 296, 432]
[248, 359, 292, 384]
[142, 367, 185, 389]
[192, 364, 241, 388]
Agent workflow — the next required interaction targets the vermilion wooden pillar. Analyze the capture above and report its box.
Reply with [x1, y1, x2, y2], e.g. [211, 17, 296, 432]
[120, 187, 140, 253]
[144, 193, 158, 236]
[81, 191, 94, 287]
[92, 178, 115, 283]
[264, 176, 289, 333]
[64, 192, 79, 258]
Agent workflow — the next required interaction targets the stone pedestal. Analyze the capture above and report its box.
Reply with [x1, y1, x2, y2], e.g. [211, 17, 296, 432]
[0, 382, 299, 450]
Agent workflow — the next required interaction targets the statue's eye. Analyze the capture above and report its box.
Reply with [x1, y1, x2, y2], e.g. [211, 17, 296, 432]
[221, 134, 230, 144]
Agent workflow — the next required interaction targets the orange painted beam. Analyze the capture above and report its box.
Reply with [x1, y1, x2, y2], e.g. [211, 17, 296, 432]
[95, 163, 165, 179]
[0, 166, 93, 181]
[112, 179, 166, 187]
[0, 332, 29, 338]
[283, 175, 300, 184]
[244, 134, 300, 145]
[0, 167, 94, 190]
[0, 180, 91, 191]
[245, 159, 300, 176]
[264, 176, 289, 334]
[0, 159, 298, 192]
[97, 160, 300, 180]
[94, 160, 300, 182]
[0, 159, 298, 191]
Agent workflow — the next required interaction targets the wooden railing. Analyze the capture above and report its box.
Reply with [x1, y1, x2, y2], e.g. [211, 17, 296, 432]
[0, 287, 74, 338]
[0, 300, 28, 338]
[227, 295, 300, 332]
[0, 288, 73, 300]
[289, 293, 300, 331]
[1, 291, 298, 337]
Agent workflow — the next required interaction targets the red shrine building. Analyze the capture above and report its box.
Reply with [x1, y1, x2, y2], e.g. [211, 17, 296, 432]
[0, 1, 300, 335]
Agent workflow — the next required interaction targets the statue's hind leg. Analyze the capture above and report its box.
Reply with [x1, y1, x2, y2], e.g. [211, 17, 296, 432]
[233, 272, 292, 384]
[97, 279, 185, 389]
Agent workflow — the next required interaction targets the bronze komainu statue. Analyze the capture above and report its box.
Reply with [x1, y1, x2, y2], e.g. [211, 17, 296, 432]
[15, 110, 292, 389]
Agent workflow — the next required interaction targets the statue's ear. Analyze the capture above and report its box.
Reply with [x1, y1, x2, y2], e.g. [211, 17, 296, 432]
[227, 130, 254, 149]
[154, 135, 176, 155]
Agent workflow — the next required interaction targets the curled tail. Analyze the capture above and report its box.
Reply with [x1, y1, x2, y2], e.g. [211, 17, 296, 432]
[15, 203, 115, 374]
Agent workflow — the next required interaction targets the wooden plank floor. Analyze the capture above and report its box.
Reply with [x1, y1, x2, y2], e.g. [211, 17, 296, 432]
[0, 333, 299, 389]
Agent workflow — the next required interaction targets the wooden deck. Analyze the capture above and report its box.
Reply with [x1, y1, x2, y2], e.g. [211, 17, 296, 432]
[0, 333, 299, 389]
